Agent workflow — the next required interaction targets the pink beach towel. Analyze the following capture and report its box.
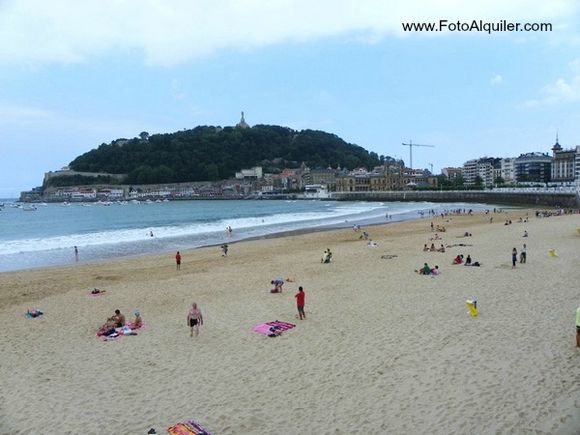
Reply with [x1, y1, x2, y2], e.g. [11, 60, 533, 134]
[252, 320, 296, 335]
[88, 292, 105, 298]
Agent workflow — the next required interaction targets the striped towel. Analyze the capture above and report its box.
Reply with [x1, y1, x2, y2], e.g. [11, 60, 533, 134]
[167, 419, 211, 435]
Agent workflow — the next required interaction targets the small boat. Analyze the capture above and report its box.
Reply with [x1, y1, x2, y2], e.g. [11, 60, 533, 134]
[22, 206, 37, 211]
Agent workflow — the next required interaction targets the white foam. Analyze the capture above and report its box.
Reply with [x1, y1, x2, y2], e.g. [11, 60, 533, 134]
[0, 202, 388, 254]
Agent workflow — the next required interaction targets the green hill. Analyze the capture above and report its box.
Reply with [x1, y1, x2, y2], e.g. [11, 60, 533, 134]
[67, 125, 385, 185]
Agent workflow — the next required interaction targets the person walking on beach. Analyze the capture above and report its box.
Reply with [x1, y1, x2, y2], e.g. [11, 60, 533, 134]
[74, 246, 79, 262]
[511, 248, 518, 269]
[520, 244, 527, 264]
[576, 306, 580, 348]
[175, 251, 181, 270]
[187, 303, 203, 337]
[295, 286, 306, 320]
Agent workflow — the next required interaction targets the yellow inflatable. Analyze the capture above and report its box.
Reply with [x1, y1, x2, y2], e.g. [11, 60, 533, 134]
[548, 249, 558, 257]
[466, 299, 478, 317]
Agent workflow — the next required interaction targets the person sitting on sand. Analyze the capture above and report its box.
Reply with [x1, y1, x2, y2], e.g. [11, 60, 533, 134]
[112, 309, 125, 327]
[97, 318, 118, 337]
[437, 244, 445, 253]
[91, 288, 105, 295]
[523, 230, 528, 238]
[423, 244, 429, 252]
[430, 265, 440, 275]
[359, 231, 369, 240]
[129, 310, 143, 329]
[270, 278, 284, 293]
[27, 308, 43, 318]
[452, 255, 464, 265]
[465, 254, 472, 266]
[429, 243, 436, 252]
[416, 263, 431, 275]
[367, 240, 378, 248]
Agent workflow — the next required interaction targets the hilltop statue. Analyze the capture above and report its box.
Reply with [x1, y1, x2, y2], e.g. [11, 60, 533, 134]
[236, 111, 249, 129]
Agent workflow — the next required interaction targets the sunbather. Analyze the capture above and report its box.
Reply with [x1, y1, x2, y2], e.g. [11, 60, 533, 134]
[130, 311, 143, 329]
[97, 318, 118, 336]
[112, 309, 125, 327]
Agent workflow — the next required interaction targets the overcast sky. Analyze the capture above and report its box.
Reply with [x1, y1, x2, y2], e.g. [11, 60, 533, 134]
[1, 0, 579, 197]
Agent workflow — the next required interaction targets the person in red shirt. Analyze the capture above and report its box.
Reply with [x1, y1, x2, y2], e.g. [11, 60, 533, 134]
[295, 286, 306, 320]
[175, 251, 181, 270]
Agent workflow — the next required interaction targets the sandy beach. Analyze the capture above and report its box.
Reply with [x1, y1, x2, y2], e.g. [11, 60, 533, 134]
[1, 209, 579, 434]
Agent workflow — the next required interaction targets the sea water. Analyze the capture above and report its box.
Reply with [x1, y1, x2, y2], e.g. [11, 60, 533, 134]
[0, 199, 494, 272]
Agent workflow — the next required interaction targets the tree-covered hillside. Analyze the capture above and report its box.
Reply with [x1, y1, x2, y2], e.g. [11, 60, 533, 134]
[68, 125, 384, 184]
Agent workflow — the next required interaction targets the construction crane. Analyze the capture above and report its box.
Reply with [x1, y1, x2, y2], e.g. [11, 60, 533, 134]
[401, 140, 435, 170]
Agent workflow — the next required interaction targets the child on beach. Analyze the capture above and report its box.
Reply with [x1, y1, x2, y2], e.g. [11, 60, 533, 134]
[175, 251, 181, 270]
[512, 248, 518, 268]
[295, 286, 306, 320]
[130, 311, 143, 329]
[187, 303, 203, 337]
[221, 244, 228, 257]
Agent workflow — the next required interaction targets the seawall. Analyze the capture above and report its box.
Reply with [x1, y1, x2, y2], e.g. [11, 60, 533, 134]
[332, 190, 579, 208]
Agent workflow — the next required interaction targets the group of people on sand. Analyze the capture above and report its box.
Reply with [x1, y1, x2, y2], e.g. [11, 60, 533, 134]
[415, 263, 440, 276]
[430, 222, 446, 232]
[423, 243, 445, 253]
[96, 304, 205, 339]
[97, 309, 142, 337]
[452, 254, 481, 267]
[511, 244, 527, 268]
[268, 278, 306, 320]
[321, 248, 332, 263]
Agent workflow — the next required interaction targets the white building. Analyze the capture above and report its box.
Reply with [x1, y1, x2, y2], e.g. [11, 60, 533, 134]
[500, 158, 516, 183]
[235, 166, 262, 179]
[462, 159, 494, 187]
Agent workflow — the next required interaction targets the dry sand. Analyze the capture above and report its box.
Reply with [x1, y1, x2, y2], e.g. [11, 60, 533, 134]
[1, 210, 579, 434]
